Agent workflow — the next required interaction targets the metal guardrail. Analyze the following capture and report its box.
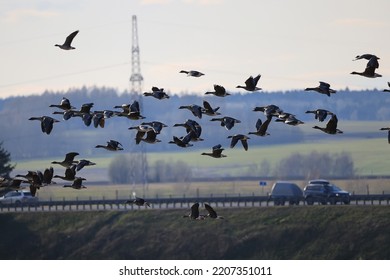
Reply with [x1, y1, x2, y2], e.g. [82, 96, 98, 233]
[0, 194, 390, 212]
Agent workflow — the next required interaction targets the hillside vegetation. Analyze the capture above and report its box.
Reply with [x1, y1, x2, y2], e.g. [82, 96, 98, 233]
[0, 206, 389, 260]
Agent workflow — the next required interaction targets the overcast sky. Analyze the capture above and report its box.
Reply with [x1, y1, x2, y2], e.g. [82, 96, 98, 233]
[0, 0, 389, 98]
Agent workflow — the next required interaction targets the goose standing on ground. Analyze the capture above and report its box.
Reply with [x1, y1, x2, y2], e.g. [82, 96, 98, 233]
[313, 114, 343, 134]
[55, 30, 79, 50]
[305, 81, 336, 97]
[143, 87, 170, 100]
[51, 152, 79, 168]
[205, 84, 230, 97]
[379, 127, 390, 143]
[95, 140, 124, 151]
[236, 74, 262, 91]
[227, 134, 250, 151]
[202, 100, 221, 116]
[305, 109, 334, 122]
[351, 55, 381, 78]
[205, 203, 224, 219]
[248, 116, 272, 136]
[210, 116, 241, 130]
[179, 70, 204, 77]
[201, 144, 227, 158]
[29, 116, 60, 135]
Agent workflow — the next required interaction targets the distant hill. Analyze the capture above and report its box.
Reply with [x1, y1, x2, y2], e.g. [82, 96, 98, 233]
[1, 86, 389, 160]
[0, 206, 389, 259]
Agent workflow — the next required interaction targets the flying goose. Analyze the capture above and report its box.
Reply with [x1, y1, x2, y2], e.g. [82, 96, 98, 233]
[313, 114, 343, 134]
[210, 116, 241, 130]
[351, 55, 381, 78]
[353, 54, 380, 61]
[95, 140, 124, 151]
[253, 104, 282, 117]
[202, 100, 221, 116]
[201, 144, 227, 158]
[179, 70, 204, 77]
[51, 152, 79, 168]
[183, 202, 204, 219]
[136, 130, 161, 144]
[236, 74, 262, 91]
[29, 116, 60, 135]
[63, 177, 86, 190]
[227, 134, 250, 151]
[204, 203, 224, 219]
[305, 81, 336, 97]
[173, 119, 202, 140]
[379, 127, 390, 143]
[49, 97, 75, 110]
[383, 82, 390, 92]
[275, 113, 304, 126]
[55, 30, 79, 50]
[140, 121, 168, 134]
[305, 109, 334, 122]
[248, 116, 272, 136]
[42, 167, 55, 185]
[179, 104, 203, 119]
[76, 159, 96, 171]
[126, 194, 151, 207]
[143, 87, 170, 100]
[205, 84, 230, 97]
[53, 165, 81, 181]
[168, 133, 193, 148]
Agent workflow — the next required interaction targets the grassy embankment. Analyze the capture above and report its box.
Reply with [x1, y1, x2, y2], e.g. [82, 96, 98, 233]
[0, 206, 389, 260]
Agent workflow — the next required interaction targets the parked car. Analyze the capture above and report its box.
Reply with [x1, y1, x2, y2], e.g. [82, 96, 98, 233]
[0, 190, 38, 206]
[303, 179, 350, 205]
[269, 181, 303, 205]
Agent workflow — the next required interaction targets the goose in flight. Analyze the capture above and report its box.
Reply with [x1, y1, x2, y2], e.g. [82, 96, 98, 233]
[29, 116, 60, 135]
[49, 97, 75, 110]
[201, 144, 227, 158]
[55, 30, 79, 50]
[353, 54, 380, 61]
[351, 55, 381, 78]
[205, 84, 230, 97]
[227, 134, 250, 151]
[51, 152, 79, 168]
[63, 177, 86, 190]
[183, 202, 204, 219]
[143, 87, 170, 100]
[383, 82, 390, 92]
[236, 74, 262, 91]
[305, 81, 336, 97]
[135, 130, 161, 144]
[205, 203, 224, 219]
[179, 104, 203, 119]
[379, 127, 390, 143]
[248, 116, 272, 136]
[140, 121, 168, 134]
[210, 116, 241, 130]
[126, 194, 151, 207]
[275, 113, 304, 126]
[169, 133, 193, 148]
[313, 114, 343, 134]
[179, 70, 204, 77]
[76, 159, 96, 171]
[53, 165, 82, 181]
[173, 119, 202, 141]
[253, 104, 282, 117]
[202, 100, 221, 116]
[95, 140, 124, 151]
[305, 109, 334, 122]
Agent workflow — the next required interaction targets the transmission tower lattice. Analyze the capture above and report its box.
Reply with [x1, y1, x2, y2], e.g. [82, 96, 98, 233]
[129, 15, 144, 94]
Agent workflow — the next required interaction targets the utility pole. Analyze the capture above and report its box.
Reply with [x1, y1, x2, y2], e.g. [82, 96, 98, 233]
[129, 15, 148, 195]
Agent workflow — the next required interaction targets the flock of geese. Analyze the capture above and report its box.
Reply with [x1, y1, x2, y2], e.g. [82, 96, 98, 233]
[1, 29, 389, 219]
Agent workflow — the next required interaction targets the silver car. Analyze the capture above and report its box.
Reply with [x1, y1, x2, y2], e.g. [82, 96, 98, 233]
[0, 190, 38, 206]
